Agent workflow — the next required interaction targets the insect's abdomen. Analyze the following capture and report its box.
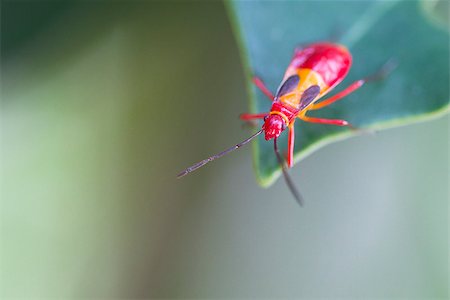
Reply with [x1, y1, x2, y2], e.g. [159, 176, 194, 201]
[286, 42, 352, 91]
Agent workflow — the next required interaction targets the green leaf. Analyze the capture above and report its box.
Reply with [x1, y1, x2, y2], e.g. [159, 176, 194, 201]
[226, 0, 449, 187]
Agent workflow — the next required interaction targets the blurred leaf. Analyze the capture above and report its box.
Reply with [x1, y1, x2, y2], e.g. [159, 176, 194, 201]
[227, 0, 449, 186]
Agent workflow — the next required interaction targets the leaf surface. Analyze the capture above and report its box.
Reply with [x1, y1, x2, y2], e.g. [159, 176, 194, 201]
[227, 0, 449, 186]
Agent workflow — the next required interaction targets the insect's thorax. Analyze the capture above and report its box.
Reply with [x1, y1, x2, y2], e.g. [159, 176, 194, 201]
[269, 102, 297, 123]
[263, 102, 299, 140]
[277, 68, 328, 110]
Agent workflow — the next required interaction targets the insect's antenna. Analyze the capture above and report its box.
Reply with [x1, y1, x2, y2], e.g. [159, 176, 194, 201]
[177, 129, 263, 178]
[273, 138, 304, 206]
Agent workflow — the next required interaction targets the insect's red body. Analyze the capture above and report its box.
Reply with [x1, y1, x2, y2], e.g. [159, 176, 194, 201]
[263, 43, 352, 141]
[290, 42, 352, 88]
[178, 42, 392, 206]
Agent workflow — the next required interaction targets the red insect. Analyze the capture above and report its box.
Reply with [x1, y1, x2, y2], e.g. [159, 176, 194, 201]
[178, 42, 393, 205]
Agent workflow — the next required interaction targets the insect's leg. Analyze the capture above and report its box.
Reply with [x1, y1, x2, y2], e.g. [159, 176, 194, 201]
[239, 112, 268, 121]
[300, 115, 375, 135]
[300, 115, 352, 127]
[309, 80, 364, 111]
[287, 123, 295, 168]
[310, 59, 397, 111]
[239, 112, 268, 128]
[252, 77, 275, 101]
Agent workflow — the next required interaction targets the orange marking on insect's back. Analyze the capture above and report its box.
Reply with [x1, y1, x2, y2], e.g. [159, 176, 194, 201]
[278, 68, 329, 109]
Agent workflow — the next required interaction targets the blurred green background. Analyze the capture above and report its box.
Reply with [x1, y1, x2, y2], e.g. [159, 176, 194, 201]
[1, 1, 448, 299]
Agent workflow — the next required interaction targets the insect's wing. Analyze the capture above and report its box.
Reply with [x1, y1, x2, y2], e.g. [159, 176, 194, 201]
[298, 85, 321, 110]
[275, 75, 299, 98]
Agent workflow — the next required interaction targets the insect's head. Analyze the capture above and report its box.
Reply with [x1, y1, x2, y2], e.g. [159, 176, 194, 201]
[263, 114, 287, 140]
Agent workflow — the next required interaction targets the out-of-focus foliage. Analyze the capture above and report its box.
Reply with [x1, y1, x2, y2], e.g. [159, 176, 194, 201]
[227, 0, 449, 186]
